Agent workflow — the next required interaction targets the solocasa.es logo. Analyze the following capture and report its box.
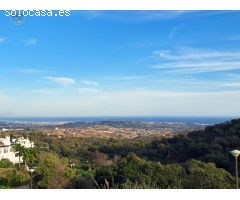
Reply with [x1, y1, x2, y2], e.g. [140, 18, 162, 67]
[4, 10, 25, 25]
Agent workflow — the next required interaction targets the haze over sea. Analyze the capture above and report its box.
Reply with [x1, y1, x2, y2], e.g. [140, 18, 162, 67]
[0, 116, 237, 125]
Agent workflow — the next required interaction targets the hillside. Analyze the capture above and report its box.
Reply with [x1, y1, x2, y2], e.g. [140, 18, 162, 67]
[130, 118, 240, 174]
[1, 118, 239, 189]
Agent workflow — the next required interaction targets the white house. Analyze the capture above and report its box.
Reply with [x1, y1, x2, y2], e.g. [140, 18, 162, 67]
[0, 136, 34, 164]
[15, 137, 34, 148]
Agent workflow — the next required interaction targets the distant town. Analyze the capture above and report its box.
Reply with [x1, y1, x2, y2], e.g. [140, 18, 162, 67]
[0, 120, 206, 139]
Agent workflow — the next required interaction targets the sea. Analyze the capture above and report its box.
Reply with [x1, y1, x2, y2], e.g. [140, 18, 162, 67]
[0, 116, 237, 125]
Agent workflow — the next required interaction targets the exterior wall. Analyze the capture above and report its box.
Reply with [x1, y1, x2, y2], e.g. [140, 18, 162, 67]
[16, 137, 34, 148]
[0, 136, 33, 164]
[0, 136, 11, 146]
[0, 146, 22, 164]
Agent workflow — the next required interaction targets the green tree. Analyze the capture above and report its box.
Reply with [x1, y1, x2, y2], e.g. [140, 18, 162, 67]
[154, 162, 183, 188]
[0, 168, 30, 188]
[35, 152, 74, 189]
[0, 159, 13, 168]
[95, 166, 118, 188]
[118, 153, 155, 184]
[182, 160, 235, 189]
[71, 171, 96, 189]
[22, 147, 37, 167]
[13, 144, 24, 167]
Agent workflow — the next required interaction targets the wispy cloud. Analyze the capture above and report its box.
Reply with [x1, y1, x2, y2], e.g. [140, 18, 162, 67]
[153, 47, 240, 74]
[44, 76, 75, 86]
[30, 89, 57, 95]
[226, 73, 240, 79]
[222, 82, 240, 87]
[20, 68, 44, 75]
[24, 38, 38, 46]
[168, 25, 183, 40]
[82, 80, 99, 86]
[117, 75, 152, 81]
[0, 37, 6, 43]
[154, 47, 240, 61]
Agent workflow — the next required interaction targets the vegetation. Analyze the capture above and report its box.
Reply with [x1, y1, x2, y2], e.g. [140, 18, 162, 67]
[0, 168, 30, 188]
[0, 159, 13, 168]
[34, 152, 74, 189]
[1, 118, 240, 188]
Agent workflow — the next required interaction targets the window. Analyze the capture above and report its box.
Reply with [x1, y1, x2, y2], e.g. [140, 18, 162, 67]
[4, 147, 8, 153]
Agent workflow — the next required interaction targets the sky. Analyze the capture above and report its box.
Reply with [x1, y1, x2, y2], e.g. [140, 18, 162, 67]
[0, 10, 240, 117]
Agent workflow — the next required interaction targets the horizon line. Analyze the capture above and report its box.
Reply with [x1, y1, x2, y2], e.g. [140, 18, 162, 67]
[0, 115, 238, 118]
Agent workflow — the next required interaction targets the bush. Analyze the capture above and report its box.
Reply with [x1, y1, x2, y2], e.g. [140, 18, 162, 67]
[0, 168, 30, 188]
[0, 159, 13, 168]
[182, 160, 235, 189]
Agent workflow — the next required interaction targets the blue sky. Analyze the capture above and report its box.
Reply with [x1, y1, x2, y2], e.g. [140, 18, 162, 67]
[0, 10, 240, 117]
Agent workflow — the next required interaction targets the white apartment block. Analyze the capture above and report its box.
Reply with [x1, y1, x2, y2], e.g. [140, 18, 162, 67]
[0, 136, 34, 164]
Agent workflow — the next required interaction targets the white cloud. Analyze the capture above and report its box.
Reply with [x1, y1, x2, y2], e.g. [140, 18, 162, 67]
[44, 76, 75, 86]
[153, 47, 240, 74]
[222, 82, 240, 87]
[82, 80, 99, 86]
[0, 37, 6, 43]
[154, 47, 240, 61]
[154, 61, 240, 73]
[168, 25, 183, 40]
[30, 89, 57, 95]
[19, 68, 55, 75]
[20, 68, 44, 74]
[6, 89, 240, 117]
[24, 38, 38, 46]
[227, 73, 240, 78]
[153, 50, 170, 58]
[117, 75, 151, 80]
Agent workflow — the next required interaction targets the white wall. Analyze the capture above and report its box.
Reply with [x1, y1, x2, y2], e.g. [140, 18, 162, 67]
[0, 146, 22, 164]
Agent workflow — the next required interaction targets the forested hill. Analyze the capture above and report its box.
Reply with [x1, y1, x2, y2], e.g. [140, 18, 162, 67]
[138, 118, 240, 173]
[43, 118, 240, 176]
[2, 118, 240, 189]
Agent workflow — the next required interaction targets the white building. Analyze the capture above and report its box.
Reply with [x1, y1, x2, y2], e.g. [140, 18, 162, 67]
[15, 137, 34, 148]
[0, 136, 34, 164]
[0, 128, 23, 133]
[0, 128, 9, 133]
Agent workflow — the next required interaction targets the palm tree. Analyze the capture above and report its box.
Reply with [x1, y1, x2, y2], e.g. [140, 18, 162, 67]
[23, 147, 37, 167]
[13, 143, 24, 168]
[22, 148, 30, 166]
